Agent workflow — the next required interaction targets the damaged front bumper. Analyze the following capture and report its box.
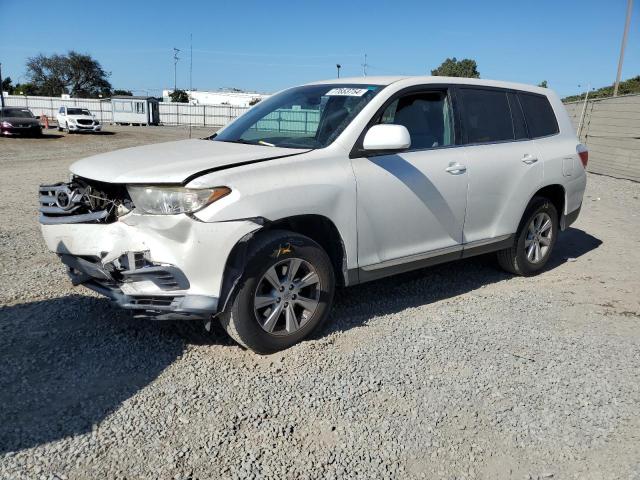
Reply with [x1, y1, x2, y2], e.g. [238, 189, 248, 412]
[40, 213, 260, 320]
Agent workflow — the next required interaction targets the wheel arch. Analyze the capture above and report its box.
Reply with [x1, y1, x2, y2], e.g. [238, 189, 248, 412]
[528, 183, 566, 229]
[216, 214, 348, 316]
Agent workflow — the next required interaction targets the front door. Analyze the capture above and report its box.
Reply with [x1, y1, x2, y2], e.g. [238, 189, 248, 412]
[351, 88, 468, 273]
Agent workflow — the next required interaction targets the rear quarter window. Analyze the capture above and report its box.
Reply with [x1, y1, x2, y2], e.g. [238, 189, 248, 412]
[518, 92, 559, 138]
[458, 88, 514, 144]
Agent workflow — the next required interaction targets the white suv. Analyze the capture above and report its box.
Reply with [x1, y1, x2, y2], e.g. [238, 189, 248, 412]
[56, 106, 102, 133]
[39, 76, 587, 353]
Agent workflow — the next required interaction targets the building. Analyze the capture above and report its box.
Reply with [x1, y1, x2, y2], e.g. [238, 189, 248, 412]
[111, 96, 160, 125]
[162, 89, 270, 107]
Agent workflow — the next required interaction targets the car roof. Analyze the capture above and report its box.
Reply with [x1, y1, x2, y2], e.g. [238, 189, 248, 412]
[305, 75, 549, 95]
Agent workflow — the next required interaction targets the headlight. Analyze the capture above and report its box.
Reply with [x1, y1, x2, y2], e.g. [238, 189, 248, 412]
[1, 121, 13, 128]
[67, 118, 77, 124]
[127, 185, 231, 215]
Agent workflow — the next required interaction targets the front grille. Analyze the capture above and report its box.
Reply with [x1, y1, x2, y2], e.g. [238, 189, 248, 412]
[39, 177, 132, 225]
[77, 119, 94, 126]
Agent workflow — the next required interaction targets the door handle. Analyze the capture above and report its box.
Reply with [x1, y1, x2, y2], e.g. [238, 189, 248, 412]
[522, 154, 538, 165]
[445, 163, 467, 174]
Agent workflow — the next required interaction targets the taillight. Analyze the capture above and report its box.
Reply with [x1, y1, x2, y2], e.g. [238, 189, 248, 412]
[577, 144, 588, 168]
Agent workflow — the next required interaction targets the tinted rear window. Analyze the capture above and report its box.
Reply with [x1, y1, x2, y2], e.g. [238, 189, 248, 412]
[458, 88, 514, 144]
[518, 93, 559, 138]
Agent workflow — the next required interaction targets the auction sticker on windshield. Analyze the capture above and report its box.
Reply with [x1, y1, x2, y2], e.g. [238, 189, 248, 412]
[325, 88, 370, 96]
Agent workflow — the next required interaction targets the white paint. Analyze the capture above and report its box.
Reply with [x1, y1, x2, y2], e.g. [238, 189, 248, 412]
[362, 124, 411, 151]
[40, 75, 586, 310]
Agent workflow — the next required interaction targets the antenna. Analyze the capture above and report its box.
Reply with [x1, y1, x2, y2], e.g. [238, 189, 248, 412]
[362, 54, 368, 76]
[173, 47, 181, 92]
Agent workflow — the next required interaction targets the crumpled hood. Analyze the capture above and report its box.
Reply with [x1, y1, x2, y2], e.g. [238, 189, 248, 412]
[70, 139, 307, 184]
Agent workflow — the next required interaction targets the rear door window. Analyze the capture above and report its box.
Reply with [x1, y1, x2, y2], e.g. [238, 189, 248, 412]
[378, 90, 454, 149]
[518, 92, 559, 138]
[458, 88, 514, 144]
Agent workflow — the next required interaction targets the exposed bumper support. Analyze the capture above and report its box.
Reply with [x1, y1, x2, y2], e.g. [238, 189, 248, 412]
[86, 280, 218, 320]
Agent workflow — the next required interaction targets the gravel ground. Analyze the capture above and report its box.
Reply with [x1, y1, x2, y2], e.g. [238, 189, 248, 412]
[1, 126, 639, 479]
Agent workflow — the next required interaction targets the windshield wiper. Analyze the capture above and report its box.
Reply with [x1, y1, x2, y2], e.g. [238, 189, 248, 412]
[217, 139, 259, 145]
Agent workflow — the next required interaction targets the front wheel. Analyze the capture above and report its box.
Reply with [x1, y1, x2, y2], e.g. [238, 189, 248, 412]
[497, 197, 558, 275]
[219, 231, 335, 354]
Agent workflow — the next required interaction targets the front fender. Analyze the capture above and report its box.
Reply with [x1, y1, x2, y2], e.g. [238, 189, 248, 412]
[187, 149, 358, 272]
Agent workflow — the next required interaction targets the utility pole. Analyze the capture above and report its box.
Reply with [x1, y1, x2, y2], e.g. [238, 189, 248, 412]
[362, 54, 368, 76]
[0, 63, 5, 108]
[173, 48, 181, 92]
[189, 34, 193, 139]
[613, 0, 634, 96]
[336, 64, 341, 78]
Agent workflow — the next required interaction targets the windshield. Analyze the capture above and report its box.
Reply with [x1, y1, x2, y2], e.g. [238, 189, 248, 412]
[1, 108, 34, 118]
[213, 84, 383, 149]
[67, 108, 91, 116]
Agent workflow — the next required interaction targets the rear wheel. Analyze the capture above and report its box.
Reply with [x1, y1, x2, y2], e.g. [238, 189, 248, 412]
[497, 196, 558, 275]
[219, 231, 335, 354]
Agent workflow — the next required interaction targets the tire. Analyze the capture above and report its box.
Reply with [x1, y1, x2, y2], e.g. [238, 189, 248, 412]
[218, 230, 335, 354]
[57, 126, 63, 132]
[497, 196, 558, 276]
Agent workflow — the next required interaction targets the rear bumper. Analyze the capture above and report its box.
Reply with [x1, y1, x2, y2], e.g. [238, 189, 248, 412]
[561, 205, 581, 230]
[40, 213, 260, 319]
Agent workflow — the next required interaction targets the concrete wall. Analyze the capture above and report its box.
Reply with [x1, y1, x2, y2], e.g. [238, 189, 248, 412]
[564, 94, 640, 182]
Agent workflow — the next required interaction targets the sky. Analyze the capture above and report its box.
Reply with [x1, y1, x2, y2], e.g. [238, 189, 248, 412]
[0, 0, 637, 98]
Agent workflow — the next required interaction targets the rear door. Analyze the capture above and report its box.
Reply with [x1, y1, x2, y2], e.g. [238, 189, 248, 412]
[351, 87, 468, 271]
[456, 87, 543, 245]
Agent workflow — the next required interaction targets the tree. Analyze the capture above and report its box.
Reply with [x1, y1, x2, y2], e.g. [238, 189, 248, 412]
[112, 89, 133, 96]
[169, 89, 189, 103]
[431, 58, 480, 78]
[25, 51, 111, 97]
[562, 75, 640, 102]
[12, 83, 38, 95]
[538, 80, 548, 88]
[1, 76, 12, 93]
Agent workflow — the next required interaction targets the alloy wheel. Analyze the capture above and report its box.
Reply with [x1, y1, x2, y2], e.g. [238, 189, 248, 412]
[253, 258, 321, 336]
[525, 212, 553, 264]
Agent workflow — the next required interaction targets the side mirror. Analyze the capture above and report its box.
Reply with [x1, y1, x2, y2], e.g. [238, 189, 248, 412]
[362, 124, 411, 152]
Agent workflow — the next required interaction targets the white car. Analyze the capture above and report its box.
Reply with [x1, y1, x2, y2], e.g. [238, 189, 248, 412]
[56, 106, 102, 133]
[39, 76, 587, 353]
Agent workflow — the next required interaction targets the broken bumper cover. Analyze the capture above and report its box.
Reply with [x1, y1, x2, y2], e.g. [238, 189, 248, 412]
[40, 213, 260, 319]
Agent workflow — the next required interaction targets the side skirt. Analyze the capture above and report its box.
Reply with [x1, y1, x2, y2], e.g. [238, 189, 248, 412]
[349, 234, 514, 285]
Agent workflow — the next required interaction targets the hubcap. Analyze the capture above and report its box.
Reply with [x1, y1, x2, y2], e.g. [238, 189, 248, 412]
[525, 212, 553, 264]
[253, 258, 321, 336]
